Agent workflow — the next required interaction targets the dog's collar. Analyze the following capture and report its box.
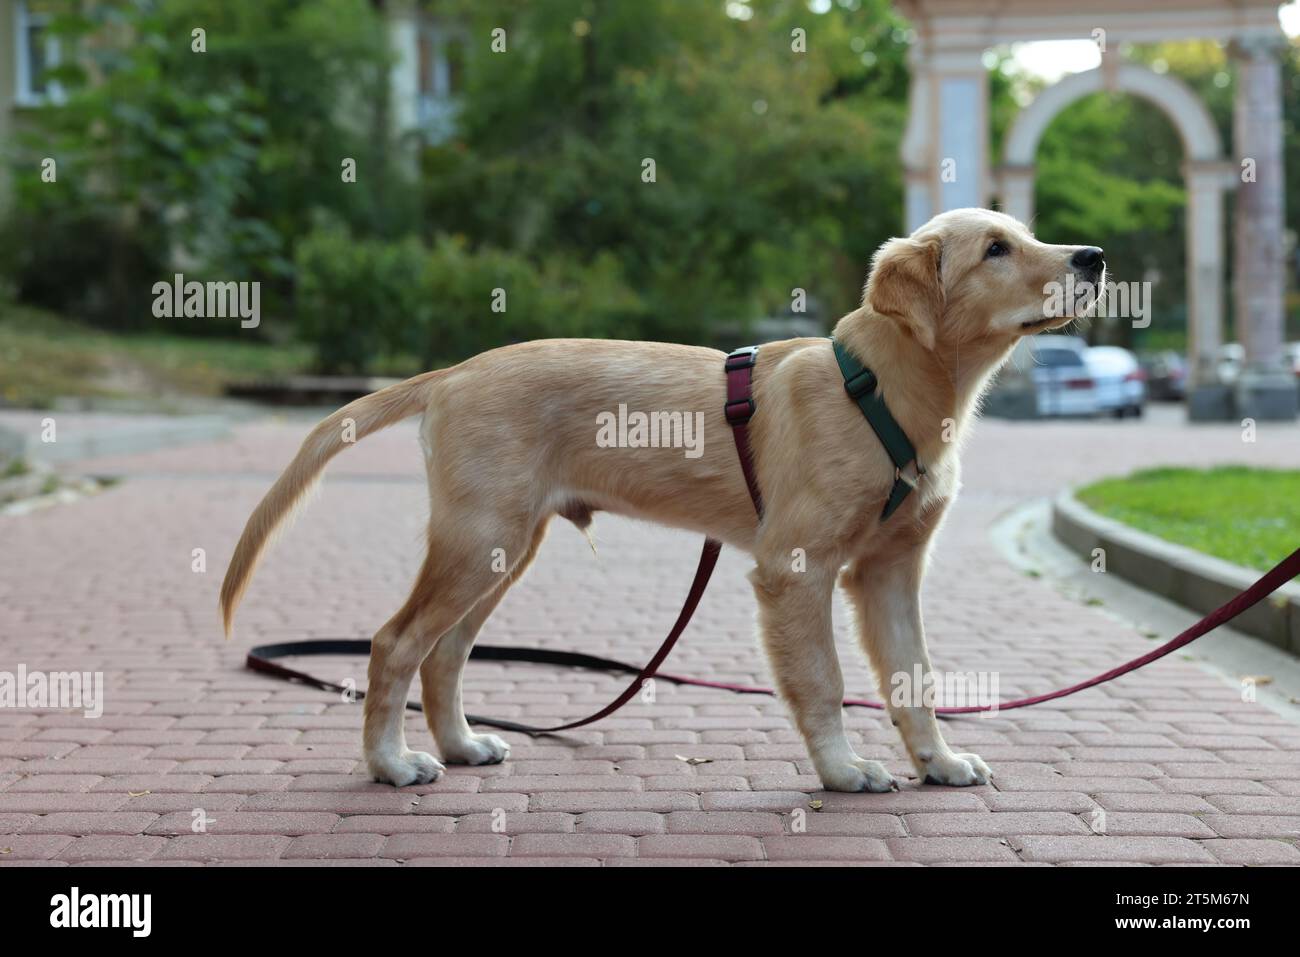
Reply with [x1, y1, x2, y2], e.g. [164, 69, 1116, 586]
[830, 337, 925, 520]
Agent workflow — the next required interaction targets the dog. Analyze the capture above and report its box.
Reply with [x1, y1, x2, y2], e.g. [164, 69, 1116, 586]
[220, 207, 1104, 792]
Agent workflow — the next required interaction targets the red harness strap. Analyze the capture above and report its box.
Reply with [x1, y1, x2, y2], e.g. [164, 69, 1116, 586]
[723, 345, 765, 517]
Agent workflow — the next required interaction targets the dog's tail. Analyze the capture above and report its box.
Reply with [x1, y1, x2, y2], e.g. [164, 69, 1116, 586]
[219, 370, 443, 638]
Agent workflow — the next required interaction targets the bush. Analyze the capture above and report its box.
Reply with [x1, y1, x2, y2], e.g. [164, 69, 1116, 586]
[294, 225, 430, 374]
[294, 225, 647, 373]
[0, 202, 164, 330]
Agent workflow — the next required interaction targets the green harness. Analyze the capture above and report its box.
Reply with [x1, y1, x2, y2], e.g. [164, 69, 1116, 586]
[831, 337, 925, 519]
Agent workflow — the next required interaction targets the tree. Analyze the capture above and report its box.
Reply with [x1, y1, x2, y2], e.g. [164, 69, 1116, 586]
[420, 0, 914, 344]
[4, 0, 402, 329]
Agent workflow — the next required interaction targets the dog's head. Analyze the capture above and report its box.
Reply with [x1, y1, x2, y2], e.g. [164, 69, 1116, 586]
[864, 208, 1105, 351]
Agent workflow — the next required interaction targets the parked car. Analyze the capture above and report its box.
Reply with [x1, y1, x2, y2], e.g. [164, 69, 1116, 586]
[1084, 345, 1146, 417]
[1216, 342, 1245, 385]
[1284, 342, 1300, 379]
[1025, 335, 1098, 417]
[1213, 342, 1300, 385]
[1138, 350, 1187, 401]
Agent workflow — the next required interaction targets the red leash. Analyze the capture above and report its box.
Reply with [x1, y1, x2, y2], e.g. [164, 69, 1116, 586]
[247, 539, 724, 735]
[245, 345, 1300, 730]
[652, 541, 1300, 714]
[247, 541, 1300, 729]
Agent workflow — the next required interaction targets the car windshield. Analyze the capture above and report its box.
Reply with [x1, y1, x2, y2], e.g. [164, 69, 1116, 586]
[1035, 348, 1084, 368]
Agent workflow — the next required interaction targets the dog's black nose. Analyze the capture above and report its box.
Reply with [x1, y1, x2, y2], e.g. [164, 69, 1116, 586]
[1071, 247, 1104, 270]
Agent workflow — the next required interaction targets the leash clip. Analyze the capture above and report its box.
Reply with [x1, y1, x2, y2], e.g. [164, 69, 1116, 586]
[895, 461, 925, 490]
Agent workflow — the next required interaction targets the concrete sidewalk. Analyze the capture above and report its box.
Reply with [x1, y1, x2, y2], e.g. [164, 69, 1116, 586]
[1, 406, 1298, 866]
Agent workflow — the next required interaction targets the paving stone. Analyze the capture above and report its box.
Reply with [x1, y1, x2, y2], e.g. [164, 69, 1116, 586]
[21, 812, 158, 836]
[1201, 839, 1300, 865]
[1014, 836, 1215, 864]
[58, 835, 167, 862]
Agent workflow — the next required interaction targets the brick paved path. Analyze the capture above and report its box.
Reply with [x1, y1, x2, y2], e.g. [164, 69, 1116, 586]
[2, 408, 1298, 866]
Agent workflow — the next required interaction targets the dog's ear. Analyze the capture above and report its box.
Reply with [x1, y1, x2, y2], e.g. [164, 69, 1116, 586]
[865, 235, 943, 351]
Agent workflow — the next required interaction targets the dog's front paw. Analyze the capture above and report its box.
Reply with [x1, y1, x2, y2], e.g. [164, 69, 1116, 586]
[369, 749, 445, 787]
[919, 751, 991, 787]
[440, 732, 511, 766]
[819, 757, 898, 793]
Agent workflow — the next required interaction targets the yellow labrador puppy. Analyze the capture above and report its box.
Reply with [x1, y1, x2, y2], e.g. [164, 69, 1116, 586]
[221, 208, 1104, 792]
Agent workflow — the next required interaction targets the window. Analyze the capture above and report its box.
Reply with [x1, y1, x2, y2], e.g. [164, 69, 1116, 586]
[444, 37, 464, 97]
[416, 22, 464, 101]
[415, 18, 465, 142]
[15, 1, 64, 106]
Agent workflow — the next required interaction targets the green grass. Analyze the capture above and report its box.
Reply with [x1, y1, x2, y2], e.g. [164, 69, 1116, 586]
[0, 303, 313, 407]
[1076, 466, 1300, 572]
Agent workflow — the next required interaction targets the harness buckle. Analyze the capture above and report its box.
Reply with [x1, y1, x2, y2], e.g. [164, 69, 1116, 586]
[724, 397, 756, 425]
[843, 367, 877, 399]
[895, 461, 925, 490]
[725, 346, 759, 371]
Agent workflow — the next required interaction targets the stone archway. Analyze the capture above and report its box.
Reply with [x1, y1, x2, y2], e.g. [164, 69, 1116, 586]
[895, 0, 1296, 419]
[997, 63, 1235, 392]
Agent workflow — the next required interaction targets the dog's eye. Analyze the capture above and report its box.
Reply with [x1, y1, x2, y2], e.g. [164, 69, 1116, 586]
[986, 241, 1010, 259]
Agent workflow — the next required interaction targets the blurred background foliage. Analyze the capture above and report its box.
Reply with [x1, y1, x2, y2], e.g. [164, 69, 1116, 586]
[0, 0, 1297, 378]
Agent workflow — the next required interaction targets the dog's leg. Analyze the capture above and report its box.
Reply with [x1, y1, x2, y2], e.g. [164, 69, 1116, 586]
[842, 550, 991, 788]
[363, 609, 457, 787]
[751, 560, 896, 793]
[417, 520, 548, 765]
[364, 523, 525, 787]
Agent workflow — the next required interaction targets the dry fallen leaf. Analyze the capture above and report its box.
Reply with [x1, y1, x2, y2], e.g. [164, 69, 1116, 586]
[674, 755, 711, 766]
[808, 799, 823, 811]
[1240, 675, 1273, 686]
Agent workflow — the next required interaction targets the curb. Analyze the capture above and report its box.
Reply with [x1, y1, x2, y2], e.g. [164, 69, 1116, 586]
[0, 415, 231, 465]
[1051, 490, 1300, 656]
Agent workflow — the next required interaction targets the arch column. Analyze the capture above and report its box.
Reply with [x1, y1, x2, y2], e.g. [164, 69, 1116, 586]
[1231, 35, 1297, 420]
[901, 40, 990, 230]
[1184, 162, 1231, 388]
[901, 42, 935, 232]
[932, 47, 989, 213]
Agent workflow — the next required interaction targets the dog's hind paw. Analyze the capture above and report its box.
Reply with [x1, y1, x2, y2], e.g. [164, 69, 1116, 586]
[920, 751, 991, 787]
[819, 758, 898, 793]
[441, 732, 511, 766]
[369, 749, 445, 787]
